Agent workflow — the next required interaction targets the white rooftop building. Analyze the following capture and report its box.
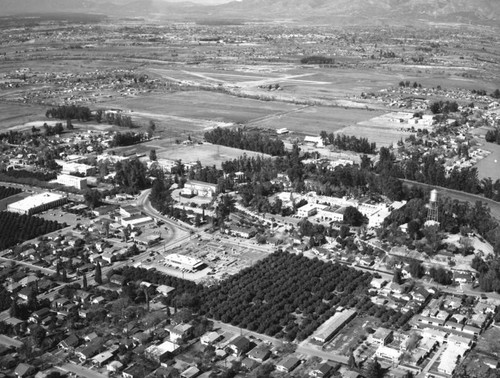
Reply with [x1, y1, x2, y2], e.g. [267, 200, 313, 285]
[7, 192, 67, 215]
[165, 253, 204, 271]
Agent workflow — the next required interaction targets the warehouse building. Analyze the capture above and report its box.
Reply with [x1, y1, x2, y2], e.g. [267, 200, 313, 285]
[311, 309, 357, 343]
[7, 192, 67, 215]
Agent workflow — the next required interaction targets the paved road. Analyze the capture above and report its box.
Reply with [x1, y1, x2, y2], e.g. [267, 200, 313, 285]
[60, 363, 108, 378]
[0, 256, 55, 275]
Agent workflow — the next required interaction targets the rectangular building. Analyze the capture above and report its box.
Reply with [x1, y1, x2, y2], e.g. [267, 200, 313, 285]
[7, 192, 67, 215]
[311, 309, 357, 343]
[165, 253, 205, 271]
[56, 174, 87, 190]
[183, 180, 217, 197]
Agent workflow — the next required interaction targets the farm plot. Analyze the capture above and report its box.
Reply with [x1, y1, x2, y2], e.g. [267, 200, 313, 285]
[175, 251, 411, 343]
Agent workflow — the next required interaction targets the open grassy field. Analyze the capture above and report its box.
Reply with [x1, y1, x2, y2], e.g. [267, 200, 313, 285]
[249, 105, 384, 135]
[112, 141, 269, 167]
[102, 91, 297, 129]
[475, 141, 500, 181]
[0, 102, 47, 130]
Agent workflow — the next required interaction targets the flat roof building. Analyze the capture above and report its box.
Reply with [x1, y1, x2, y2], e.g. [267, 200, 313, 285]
[311, 309, 357, 343]
[165, 253, 204, 271]
[144, 340, 180, 363]
[56, 174, 87, 190]
[7, 192, 67, 215]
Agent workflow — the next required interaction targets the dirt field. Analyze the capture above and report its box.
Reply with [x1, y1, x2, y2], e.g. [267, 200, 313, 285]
[475, 141, 500, 181]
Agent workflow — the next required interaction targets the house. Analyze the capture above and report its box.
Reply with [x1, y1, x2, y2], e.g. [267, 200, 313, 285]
[92, 351, 114, 367]
[241, 357, 260, 371]
[310, 362, 334, 378]
[29, 308, 52, 323]
[371, 328, 393, 346]
[248, 344, 271, 363]
[375, 345, 402, 363]
[52, 298, 70, 309]
[227, 336, 250, 356]
[181, 366, 200, 378]
[133, 332, 152, 345]
[169, 324, 193, 343]
[18, 287, 34, 301]
[157, 285, 175, 296]
[77, 342, 103, 362]
[453, 271, 474, 284]
[110, 274, 126, 286]
[277, 356, 301, 373]
[413, 287, 430, 302]
[84, 332, 99, 342]
[14, 363, 36, 378]
[107, 361, 124, 373]
[123, 364, 153, 378]
[58, 334, 80, 351]
[144, 340, 179, 363]
[200, 331, 223, 346]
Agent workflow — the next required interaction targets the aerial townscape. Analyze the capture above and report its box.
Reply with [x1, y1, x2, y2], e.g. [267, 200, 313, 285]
[0, 0, 500, 377]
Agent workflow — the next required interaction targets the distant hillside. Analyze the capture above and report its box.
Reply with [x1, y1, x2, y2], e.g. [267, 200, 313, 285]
[2, 0, 500, 26]
[217, 0, 500, 25]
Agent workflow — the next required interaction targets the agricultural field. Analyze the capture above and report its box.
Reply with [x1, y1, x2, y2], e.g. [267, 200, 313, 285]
[178, 251, 411, 342]
[0, 211, 66, 250]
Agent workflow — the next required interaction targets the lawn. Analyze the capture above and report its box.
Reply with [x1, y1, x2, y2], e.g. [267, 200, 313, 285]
[475, 141, 500, 181]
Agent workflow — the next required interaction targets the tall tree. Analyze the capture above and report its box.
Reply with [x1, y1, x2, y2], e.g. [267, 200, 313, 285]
[95, 262, 102, 285]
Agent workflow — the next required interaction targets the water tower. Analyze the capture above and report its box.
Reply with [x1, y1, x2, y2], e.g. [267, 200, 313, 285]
[425, 189, 439, 227]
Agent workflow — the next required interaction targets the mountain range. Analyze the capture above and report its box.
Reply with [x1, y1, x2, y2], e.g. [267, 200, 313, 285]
[2, 0, 500, 26]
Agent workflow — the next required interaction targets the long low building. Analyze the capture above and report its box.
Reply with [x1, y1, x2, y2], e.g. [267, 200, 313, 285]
[165, 253, 205, 271]
[7, 192, 67, 215]
[311, 309, 357, 343]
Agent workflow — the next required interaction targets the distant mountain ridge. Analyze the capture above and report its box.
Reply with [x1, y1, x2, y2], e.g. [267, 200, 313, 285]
[2, 0, 500, 26]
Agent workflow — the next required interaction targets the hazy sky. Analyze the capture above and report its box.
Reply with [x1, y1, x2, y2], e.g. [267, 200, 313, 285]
[166, 0, 234, 4]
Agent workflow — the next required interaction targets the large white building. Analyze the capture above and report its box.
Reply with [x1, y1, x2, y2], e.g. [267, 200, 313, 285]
[182, 180, 217, 197]
[7, 192, 67, 215]
[55, 160, 96, 176]
[296, 203, 320, 218]
[56, 174, 87, 190]
[165, 253, 204, 271]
